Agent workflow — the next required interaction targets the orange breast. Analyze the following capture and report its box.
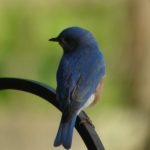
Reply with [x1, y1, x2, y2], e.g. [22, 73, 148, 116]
[90, 79, 104, 106]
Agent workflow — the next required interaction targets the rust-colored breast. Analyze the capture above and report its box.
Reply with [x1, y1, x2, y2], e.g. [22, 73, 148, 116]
[90, 79, 104, 106]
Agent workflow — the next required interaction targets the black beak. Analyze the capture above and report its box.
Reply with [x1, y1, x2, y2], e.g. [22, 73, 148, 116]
[48, 37, 59, 42]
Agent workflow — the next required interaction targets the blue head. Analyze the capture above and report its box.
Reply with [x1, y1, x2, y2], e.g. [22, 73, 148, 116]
[49, 27, 98, 52]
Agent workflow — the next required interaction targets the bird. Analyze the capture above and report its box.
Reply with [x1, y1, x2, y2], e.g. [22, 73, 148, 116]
[49, 27, 106, 149]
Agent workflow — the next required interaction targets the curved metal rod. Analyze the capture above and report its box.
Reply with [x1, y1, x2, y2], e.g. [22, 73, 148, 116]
[0, 77, 105, 150]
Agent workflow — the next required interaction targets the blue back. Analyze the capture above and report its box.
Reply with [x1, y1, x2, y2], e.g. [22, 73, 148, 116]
[56, 30, 105, 115]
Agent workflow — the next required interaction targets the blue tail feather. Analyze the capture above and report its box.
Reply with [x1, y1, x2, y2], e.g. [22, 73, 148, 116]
[54, 115, 77, 149]
[54, 122, 63, 146]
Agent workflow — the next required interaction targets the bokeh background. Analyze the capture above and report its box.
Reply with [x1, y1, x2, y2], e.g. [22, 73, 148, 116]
[0, 0, 150, 150]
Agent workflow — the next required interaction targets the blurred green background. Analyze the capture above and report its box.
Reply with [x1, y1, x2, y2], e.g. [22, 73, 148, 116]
[0, 0, 150, 150]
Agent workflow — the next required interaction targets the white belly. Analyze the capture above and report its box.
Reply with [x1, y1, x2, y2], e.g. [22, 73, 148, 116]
[77, 94, 95, 115]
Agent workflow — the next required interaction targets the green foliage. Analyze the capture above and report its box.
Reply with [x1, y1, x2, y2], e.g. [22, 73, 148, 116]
[0, 1, 132, 109]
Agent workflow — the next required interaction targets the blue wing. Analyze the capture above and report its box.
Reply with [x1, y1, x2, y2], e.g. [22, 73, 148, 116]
[56, 47, 105, 117]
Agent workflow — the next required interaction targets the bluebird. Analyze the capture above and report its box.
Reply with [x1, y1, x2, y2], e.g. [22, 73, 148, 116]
[49, 27, 105, 149]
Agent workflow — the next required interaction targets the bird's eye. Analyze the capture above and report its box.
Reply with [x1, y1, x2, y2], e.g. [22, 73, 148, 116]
[62, 37, 72, 44]
[65, 38, 72, 43]
[60, 37, 77, 51]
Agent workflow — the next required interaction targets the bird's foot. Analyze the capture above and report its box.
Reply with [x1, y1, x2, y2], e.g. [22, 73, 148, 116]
[79, 113, 95, 128]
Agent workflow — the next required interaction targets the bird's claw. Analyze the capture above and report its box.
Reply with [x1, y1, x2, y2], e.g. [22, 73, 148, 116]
[79, 117, 95, 128]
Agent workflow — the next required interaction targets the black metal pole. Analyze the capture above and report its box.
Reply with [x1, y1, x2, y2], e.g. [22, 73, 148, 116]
[0, 77, 105, 150]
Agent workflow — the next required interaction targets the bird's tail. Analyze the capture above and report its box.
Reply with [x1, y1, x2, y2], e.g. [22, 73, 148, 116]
[54, 115, 77, 149]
